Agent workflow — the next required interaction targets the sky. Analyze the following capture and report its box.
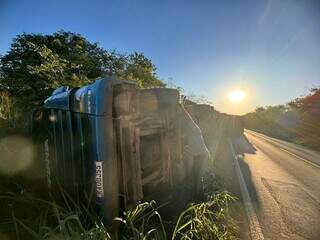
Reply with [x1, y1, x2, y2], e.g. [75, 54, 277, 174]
[0, 0, 320, 115]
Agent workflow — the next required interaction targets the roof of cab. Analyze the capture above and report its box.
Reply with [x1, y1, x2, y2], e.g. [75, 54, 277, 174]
[44, 76, 136, 115]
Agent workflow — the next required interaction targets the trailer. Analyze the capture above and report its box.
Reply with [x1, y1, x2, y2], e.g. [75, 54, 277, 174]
[185, 103, 244, 149]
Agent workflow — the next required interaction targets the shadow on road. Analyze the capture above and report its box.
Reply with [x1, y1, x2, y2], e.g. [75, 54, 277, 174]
[234, 134, 257, 155]
[238, 157, 261, 210]
[233, 134, 261, 211]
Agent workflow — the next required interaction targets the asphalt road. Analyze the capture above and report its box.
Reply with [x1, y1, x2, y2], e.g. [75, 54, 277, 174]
[235, 130, 320, 240]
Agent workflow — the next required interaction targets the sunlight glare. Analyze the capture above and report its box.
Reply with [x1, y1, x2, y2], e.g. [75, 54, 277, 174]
[228, 90, 246, 103]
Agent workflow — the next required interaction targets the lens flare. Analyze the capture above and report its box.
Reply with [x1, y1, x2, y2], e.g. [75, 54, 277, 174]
[0, 135, 34, 175]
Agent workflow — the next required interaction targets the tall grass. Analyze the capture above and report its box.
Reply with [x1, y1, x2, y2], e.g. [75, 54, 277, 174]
[0, 189, 238, 240]
[172, 192, 238, 240]
[0, 190, 111, 240]
[0, 164, 238, 239]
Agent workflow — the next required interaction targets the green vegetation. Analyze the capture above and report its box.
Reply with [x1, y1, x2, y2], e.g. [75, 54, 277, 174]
[243, 88, 320, 151]
[0, 161, 239, 240]
[0, 31, 165, 129]
[0, 31, 240, 240]
[0, 189, 237, 240]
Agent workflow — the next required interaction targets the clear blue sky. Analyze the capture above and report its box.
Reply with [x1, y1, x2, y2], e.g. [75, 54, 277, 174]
[1, 0, 319, 114]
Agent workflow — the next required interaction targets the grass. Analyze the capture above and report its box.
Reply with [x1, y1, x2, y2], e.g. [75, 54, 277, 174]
[0, 185, 238, 240]
[172, 193, 238, 240]
[0, 146, 240, 239]
[0, 189, 111, 240]
[0, 154, 238, 240]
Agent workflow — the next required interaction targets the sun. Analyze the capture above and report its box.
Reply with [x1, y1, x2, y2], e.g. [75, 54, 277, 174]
[228, 90, 246, 103]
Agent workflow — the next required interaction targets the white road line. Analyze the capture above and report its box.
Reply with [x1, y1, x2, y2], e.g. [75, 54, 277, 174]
[230, 141, 265, 240]
[246, 130, 320, 161]
[279, 147, 320, 170]
[246, 130, 320, 170]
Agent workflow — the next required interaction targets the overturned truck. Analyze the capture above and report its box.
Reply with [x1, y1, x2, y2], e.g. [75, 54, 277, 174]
[31, 77, 210, 223]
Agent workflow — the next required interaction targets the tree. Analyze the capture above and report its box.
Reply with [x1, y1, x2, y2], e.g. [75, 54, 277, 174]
[243, 87, 320, 150]
[0, 31, 165, 124]
[289, 88, 320, 149]
[1, 32, 99, 108]
[123, 52, 165, 88]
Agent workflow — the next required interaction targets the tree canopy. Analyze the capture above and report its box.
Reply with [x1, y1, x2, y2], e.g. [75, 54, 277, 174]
[243, 88, 320, 151]
[0, 31, 164, 115]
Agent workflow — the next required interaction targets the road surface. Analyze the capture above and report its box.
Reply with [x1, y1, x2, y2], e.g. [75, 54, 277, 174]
[234, 130, 320, 240]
